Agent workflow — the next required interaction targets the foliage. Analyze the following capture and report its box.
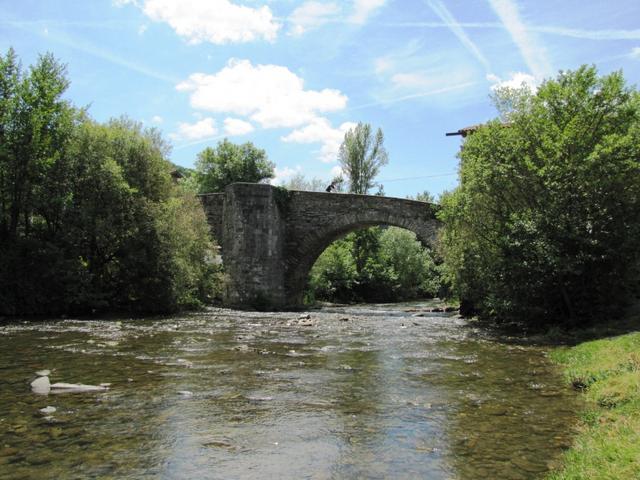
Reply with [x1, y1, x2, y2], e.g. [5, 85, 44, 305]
[548, 332, 640, 479]
[307, 227, 442, 303]
[272, 185, 293, 214]
[409, 190, 436, 203]
[338, 122, 388, 194]
[439, 66, 640, 326]
[0, 49, 219, 315]
[195, 138, 274, 193]
[281, 172, 326, 192]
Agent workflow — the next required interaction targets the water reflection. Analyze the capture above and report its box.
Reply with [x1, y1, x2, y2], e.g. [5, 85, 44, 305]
[0, 304, 580, 479]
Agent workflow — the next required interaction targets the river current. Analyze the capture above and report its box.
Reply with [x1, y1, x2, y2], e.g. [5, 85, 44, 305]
[0, 302, 580, 479]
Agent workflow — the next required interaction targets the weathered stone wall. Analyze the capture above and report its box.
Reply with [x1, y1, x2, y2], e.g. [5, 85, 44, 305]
[200, 183, 440, 309]
[219, 183, 286, 308]
[282, 190, 440, 306]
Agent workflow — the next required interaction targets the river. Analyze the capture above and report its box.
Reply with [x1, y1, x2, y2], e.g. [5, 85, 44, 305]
[0, 302, 580, 479]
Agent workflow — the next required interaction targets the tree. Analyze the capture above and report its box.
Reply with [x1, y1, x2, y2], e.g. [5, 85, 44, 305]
[439, 65, 640, 326]
[0, 49, 220, 315]
[0, 49, 77, 240]
[195, 139, 274, 193]
[282, 172, 326, 192]
[338, 122, 388, 194]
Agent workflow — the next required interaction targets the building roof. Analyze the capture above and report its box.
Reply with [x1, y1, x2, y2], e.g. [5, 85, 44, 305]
[445, 124, 484, 137]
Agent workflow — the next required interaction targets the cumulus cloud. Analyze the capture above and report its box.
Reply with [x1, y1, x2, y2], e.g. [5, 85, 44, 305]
[488, 72, 538, 91]
[151, 115, 163, 124]
[282, 117, 357, 163]
[289, 1, 340, 36]
[223, 117, 255, 136]
[176, 58, 348, 129]
[171, 117, 217, 140]
[350, 0, 386, 24]
[270, 165, 302, 185]
[129, 0, 280, 44]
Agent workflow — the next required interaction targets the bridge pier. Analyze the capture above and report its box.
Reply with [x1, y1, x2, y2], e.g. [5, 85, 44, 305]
[220, 183, 287, 309]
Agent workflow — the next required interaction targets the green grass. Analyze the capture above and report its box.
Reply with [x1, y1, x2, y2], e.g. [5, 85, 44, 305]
[547, 332, 640, 479]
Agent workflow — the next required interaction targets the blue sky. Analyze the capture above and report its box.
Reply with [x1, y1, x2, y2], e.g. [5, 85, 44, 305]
[2, 0, 639, 197]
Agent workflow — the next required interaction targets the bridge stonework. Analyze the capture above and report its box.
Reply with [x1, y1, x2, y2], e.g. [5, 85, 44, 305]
[200, 183, 440, 309]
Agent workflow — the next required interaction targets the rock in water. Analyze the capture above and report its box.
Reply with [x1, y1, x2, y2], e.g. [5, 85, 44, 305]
[50, 383, 108, 393]
[35, 370, 50, 377]
[39, 406, 56, 414]
[31, 376, 51, 394]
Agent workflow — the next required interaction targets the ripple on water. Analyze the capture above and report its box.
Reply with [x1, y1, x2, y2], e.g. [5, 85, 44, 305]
[0, 303, 581, 479]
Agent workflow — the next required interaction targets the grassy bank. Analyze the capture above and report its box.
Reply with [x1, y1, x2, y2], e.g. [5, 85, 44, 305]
[547, 331, 640, 479]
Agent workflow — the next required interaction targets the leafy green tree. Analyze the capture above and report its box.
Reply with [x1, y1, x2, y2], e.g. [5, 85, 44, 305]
[379, 227, 442, 299]
[195, 139, 274, 193]
[0, 49, 220, 315]
[307, 237, 358, 303]
[338, 122, 388, 195]
[0, 49, 77, 240]
[440, 66, 640, 326]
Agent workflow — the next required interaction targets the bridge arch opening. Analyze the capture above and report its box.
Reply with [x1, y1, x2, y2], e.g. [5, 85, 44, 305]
[286, 222, 441, 307]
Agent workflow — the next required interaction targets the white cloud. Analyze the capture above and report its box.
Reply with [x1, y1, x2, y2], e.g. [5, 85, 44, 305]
[171, 117, 217, 140]
[223, 117, 255, 136]
[270, 165, 302, 185]
[427, 0, 492, 74]
[489, 72, 538, 91]
[151, 115, 163, 124]
[282, 117, 356, 163]
[350, 0, 386, 24]
[138, 24, 148, 35]
[390, 72, 433, 89]
[177, 59, 348, 129]
[488, 0, 553, 79]
[135, 0, 280, 44]
[289, 1, 340, 36]
[630, 47, 640, 59]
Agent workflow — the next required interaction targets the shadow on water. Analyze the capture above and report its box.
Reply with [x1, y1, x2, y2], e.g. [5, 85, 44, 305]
[0, 302, 583, 479]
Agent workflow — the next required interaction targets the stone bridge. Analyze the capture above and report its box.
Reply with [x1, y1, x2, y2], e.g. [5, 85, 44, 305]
[200, 183, 440, 309]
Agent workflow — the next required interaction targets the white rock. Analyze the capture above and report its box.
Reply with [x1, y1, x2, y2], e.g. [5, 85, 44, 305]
[50, 382, 108, 393]
[178, 390, 193, 397]
[39, 406, 56, 414]
[31, 376, 51, 394]
[35, 370, 50, 377]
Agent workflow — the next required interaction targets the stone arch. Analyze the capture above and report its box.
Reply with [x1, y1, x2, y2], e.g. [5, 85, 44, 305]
[283, 210, 440, 307]
[200, 184, 441, 309]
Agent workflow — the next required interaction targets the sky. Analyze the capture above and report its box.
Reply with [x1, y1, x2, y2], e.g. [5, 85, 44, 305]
[1, 0, 639, 198]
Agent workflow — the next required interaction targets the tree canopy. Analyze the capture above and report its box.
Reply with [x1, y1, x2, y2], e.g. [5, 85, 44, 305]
[439, 65, 640, 326]
[0, 49, 219, 315]
[195, 139, 274, 193]
[338, 122, 388, 194]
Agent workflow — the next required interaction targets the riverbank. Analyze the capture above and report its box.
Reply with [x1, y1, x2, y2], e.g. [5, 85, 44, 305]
[546, 313, 640, 479]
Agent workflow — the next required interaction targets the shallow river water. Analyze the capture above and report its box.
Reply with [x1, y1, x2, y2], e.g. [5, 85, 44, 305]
[0, 302, 580, 479]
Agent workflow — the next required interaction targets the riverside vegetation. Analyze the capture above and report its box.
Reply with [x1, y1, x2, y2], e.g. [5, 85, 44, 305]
[2, 48, 640, 478]
[0, 49, 219, 315]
